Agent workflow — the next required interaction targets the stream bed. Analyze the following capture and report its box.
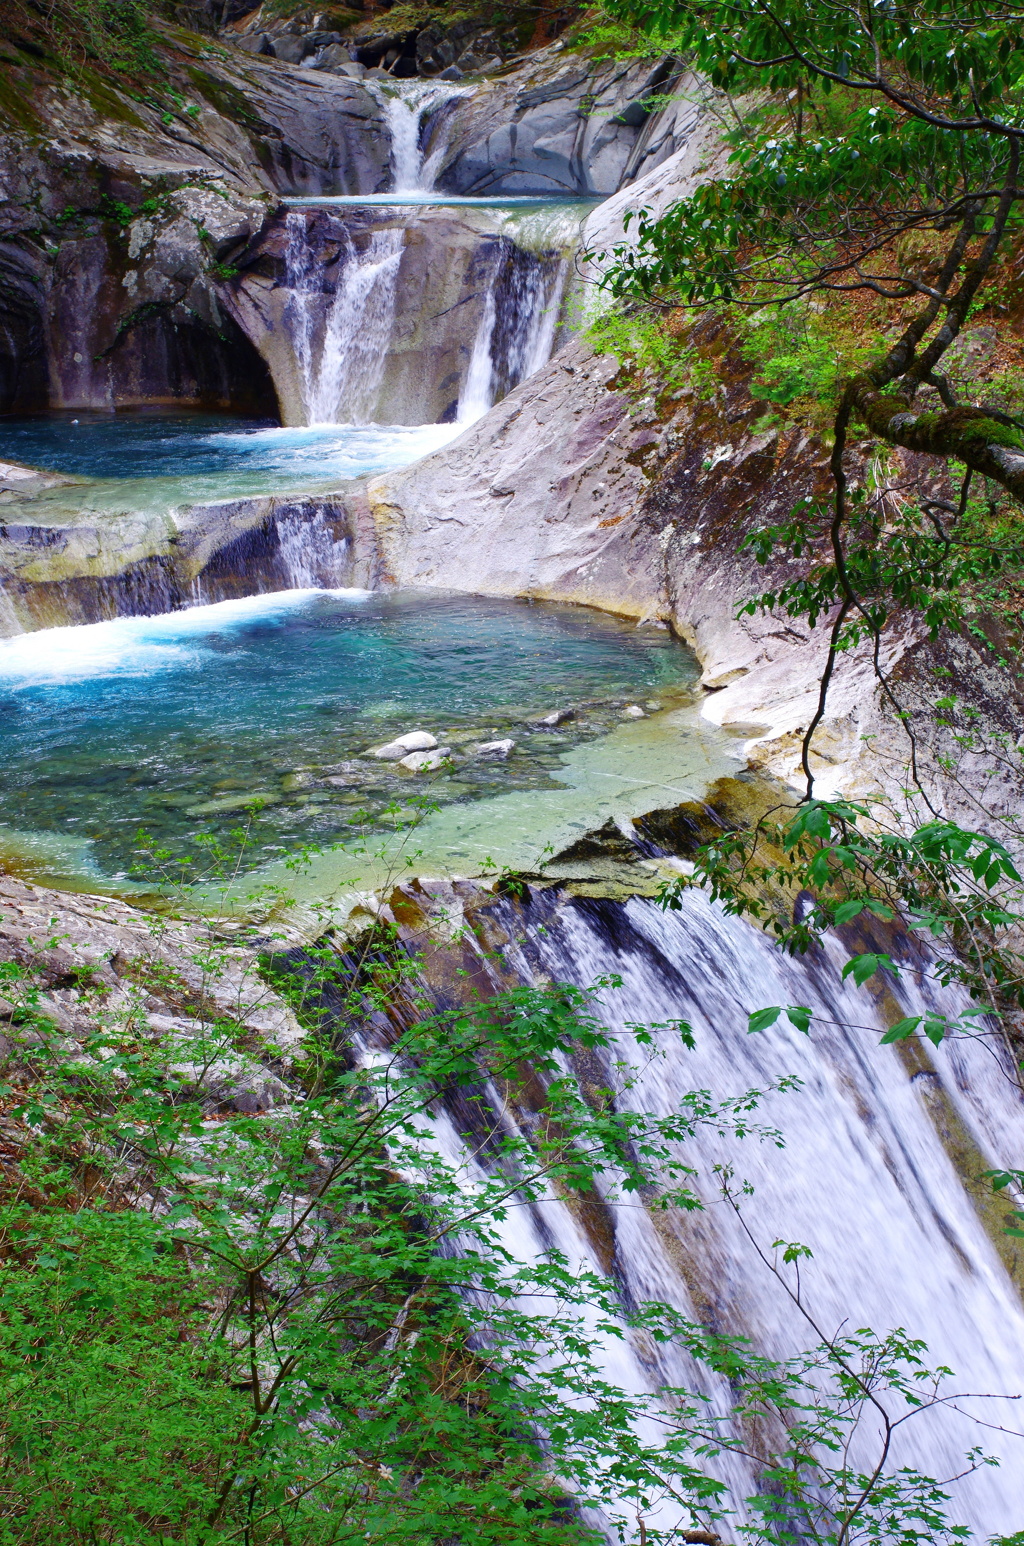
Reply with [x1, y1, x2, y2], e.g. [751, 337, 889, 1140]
[0, 587, 739, 889]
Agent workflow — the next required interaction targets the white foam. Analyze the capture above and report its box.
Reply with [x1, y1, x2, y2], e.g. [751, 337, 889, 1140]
[199, 421, 463, 469]
[0, 589, 371, 689]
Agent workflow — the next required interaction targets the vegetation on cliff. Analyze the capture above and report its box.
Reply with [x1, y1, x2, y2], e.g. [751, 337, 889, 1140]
[594, 0, 1024, 1063]
[561, 28, 1024, 1421]
[0, 841, 1005, 1545]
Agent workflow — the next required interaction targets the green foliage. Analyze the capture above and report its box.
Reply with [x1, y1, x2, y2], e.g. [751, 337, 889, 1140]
[0, 1209, 241, 1544]
[609, 0, 1024, 113]
[567, 6, 670, 62]
[3, 0, 162, 80]
[587, 303, 717, 402]
[658, 785, 1024, 1058]
[0, 825, 996, 1545]
[740, 305, 847, 408]
[738, 484, 1024, 646]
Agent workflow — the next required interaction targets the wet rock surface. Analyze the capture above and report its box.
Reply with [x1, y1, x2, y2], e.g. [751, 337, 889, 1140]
[0, 23, 690, 421]
[0, 495, 366, 636]
[0, 34, 390, 418]
[438, 50, 698, 195]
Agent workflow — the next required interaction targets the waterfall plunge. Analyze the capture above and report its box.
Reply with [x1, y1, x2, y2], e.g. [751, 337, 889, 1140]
[373, 78, 468, 193]
[284, 214, 404, 425]
[399, 884, 1024, 1539]
[458, 242, 570, 424]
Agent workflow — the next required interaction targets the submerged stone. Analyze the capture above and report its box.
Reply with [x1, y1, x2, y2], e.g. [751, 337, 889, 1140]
[185, 792, 279, 816]
[398, 747, 452, 772]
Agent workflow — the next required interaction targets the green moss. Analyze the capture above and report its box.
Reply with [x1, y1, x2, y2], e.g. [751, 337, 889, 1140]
[959, 416, 1024, 451]
[186, 64, 267, 131]
[0, 65, 43, 129]
[76, 64, 148, 125]
[587, 305, 718, 405]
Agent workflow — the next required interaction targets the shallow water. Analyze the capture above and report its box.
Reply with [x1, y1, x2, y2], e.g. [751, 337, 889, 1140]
[0, 588, 721, 886]
[1, 413, 463, 520]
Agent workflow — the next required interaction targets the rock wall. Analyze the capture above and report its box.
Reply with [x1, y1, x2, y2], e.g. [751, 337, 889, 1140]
[0, 33, 392, 416]
[353, 111, 1024, 816]
[0, 484, 373, 635]
[0, 26, 695, 420]
[224, 205, 564, 426]
[437, 49, 700, 196]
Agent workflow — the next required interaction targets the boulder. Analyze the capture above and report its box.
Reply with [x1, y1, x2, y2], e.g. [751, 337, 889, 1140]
[271, 34, 311, 63]
[398, 747, 452, 772]
[438, 45, 695, 196]
[314, 43, 363, 75]
[473, 738, 515, 759]
[369, 731, 438, 759]
[457, 53, 503, 76]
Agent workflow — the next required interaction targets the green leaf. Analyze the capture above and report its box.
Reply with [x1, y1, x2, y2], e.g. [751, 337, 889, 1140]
[748, 1006, 783, 1033]
[841, 952, 896, 986]
[880, 1017, 920, 1044]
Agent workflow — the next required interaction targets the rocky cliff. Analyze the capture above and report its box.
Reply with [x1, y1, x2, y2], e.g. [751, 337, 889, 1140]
[0, 21, 688, 419]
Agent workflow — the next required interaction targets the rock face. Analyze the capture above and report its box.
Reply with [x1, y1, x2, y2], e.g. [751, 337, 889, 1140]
[438, 50, 700, 195]
[351, 105, 1024, 814]
[0, 870, 306, 1114]
[225, 204, 568, 426]
[355, 317, 927, 802]
[0, 35, 391, 416]
[0, 28, 693, 420]
[0, 492, 373, 635]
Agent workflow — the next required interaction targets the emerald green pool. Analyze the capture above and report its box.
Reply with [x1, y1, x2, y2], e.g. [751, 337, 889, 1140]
[0, 587, 708, 885]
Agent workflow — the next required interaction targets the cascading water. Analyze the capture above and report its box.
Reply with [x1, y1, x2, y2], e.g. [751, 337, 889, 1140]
[458, 240, 570, 423]
[284, 213, 404, 424]
[401, 882, 1024, 1538]
[371, 79, 467, 193]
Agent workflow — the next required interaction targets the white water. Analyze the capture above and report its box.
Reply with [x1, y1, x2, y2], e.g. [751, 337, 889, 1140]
[285, 193, 604, 209]
[370, 79, 468, 193]
[280, 74, 579, 428]
[0, 589, 372, 688]
[284, 214, 406, 424]
[457, 281, 498, 424]
[413, 887, 1024, 1538]
[458, 246, 570, 423]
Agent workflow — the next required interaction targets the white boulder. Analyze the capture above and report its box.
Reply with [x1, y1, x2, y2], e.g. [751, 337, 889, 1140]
[368, 731, 438, 760]
[398, 747, 452, 772]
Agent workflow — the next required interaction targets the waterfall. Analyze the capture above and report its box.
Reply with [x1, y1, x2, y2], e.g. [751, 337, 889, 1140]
[403, 882, 1024, 1537]
[456, 281, 498, 424]
[275, 503, 351, 587]
[458, 241, 570, 423]
[284, 213, 404, 425]
[371, 79, 467, 194]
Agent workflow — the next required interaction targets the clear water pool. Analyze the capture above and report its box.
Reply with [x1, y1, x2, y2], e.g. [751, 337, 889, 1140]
[1, 413, 462, 519]
[0, 588, 711, 886]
